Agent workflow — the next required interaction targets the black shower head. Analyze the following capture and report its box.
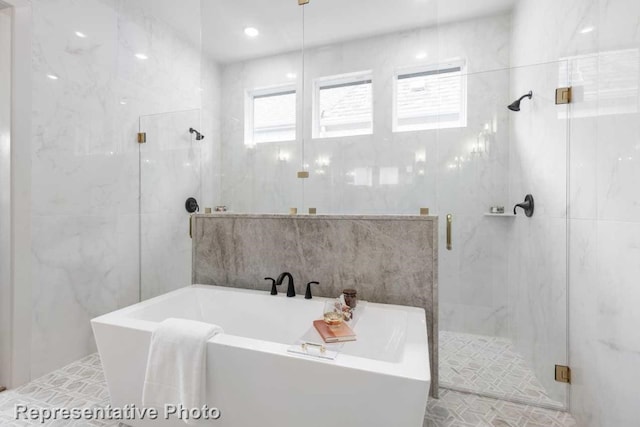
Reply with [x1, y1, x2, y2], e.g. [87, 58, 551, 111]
[508, 91, 533, 111]
[189, 127, 205, 140]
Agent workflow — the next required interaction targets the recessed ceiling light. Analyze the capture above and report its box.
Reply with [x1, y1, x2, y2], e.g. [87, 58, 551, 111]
[46, 74, 59, 80]
[286, 72, 297, 79]
[580, 26, 595, 34]
[415, 52, 428, 60]
[119, 98, 128, 105]
[135, 53, 148, 60]
[244, 27, 259, 38]
[75, 31, 87, 38]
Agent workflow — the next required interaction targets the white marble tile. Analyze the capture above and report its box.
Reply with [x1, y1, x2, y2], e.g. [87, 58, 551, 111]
[598, 0, 640, 52]
[568, 54, 599, 220]
[28, 0, 207, 379]
[589, 220, 640, 425]
[506, 216, 569, 406]
[571, 220, 640, 427]
[139, 109, 203, 216]
[30, 214, 120, 378]
[437, 12, 511, 73]
[200, 57, 222, 209]
[438, 214, 509, 337]
[140, 213, 192, 300]
[568, 219, 600, 427]
[596, 109, 640, 223]
[510, 0, 598, 67]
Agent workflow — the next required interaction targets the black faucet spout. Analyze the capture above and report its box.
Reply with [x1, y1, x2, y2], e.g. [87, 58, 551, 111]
[276, 272, 295, 297]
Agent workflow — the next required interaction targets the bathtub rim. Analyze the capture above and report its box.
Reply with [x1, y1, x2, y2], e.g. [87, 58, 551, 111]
[91, 284, 430, 383]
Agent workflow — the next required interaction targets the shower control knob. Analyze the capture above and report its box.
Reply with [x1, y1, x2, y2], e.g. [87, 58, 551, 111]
[185, 197, 199, 213]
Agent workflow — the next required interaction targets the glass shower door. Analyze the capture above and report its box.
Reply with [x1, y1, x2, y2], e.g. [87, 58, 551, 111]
[139, 109, 203, 301]
[438, 61, 570, 409]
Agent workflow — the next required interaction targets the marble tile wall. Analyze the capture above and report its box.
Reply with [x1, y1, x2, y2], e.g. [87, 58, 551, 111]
[219, 13, 513, 337]
[29, 0, 210, 379]
[0, 6, 11, 387]
[511, 0, 640, 423]
[192, 213, 439, 396]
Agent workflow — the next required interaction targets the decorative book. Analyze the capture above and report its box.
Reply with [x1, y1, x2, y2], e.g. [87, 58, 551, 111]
[313, 320, 356, 343]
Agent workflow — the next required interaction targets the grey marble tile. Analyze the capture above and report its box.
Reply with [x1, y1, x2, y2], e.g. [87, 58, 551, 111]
[192, 213, 439, 396]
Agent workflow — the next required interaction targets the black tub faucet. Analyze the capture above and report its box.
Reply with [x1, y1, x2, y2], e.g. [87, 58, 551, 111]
[276, 272, 296, 297]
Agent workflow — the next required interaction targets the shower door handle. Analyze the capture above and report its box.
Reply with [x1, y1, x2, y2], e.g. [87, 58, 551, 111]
[446, 214, 453, 250]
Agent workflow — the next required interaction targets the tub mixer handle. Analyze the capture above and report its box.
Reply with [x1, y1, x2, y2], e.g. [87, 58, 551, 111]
[265, 277, 279, 295]
[305, 281, 319, 299]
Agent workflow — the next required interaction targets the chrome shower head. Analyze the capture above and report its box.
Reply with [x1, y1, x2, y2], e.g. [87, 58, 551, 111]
[189, 127, 205, 140]
[508, 91, 533, 112]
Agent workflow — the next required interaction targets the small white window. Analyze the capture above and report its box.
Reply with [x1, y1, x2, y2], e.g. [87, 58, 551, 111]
[246, 86, 296, 145]
[393, 61, 467, 132]
[313, 71, 373, 139]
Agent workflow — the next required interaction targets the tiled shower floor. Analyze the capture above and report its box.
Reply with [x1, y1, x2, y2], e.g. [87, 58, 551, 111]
[440, 330, 563, 408]
[0, 353, 575, 426]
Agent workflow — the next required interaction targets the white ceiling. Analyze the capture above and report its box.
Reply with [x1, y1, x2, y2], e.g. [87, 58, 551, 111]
[201, 0, 516, 64]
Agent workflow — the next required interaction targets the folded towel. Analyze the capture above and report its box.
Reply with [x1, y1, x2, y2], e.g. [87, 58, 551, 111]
[142, 318, 223, 424]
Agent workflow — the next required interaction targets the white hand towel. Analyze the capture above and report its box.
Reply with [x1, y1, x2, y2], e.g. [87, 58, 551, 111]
[142, 318, 223, 424]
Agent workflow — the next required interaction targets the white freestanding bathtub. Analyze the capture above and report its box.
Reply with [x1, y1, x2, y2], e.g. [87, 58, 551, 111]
[91, 285, 430, 427]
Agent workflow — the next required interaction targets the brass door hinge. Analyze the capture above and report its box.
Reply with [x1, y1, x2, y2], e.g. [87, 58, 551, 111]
[297, 171, 309, 179]
[555, 364, 571, 383]
[555, 87, 572, 104]
[298, 0, 309, 5]
[137, 132, 147, 144]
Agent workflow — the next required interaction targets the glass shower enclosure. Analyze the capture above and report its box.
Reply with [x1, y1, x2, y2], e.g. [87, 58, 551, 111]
[136, 0, 571, 411]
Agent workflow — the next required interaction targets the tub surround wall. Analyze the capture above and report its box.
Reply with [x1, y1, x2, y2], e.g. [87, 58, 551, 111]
[192, 213, 438, 397]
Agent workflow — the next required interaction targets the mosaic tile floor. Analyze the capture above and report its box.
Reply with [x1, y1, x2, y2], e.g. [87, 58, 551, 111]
[0, 354, 123, 427]
[424, 389, 576, 427]
[0, 353, 575, 426]
[439, 331, 563, 408]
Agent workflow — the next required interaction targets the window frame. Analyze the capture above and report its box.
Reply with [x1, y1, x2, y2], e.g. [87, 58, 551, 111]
[312, 70, 374, 139]
[245, 84, 297, 146]
[392, 59, 467, 133]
